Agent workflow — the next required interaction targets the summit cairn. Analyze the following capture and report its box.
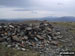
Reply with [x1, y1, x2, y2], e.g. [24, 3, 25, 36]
[0, 21, 64, 56]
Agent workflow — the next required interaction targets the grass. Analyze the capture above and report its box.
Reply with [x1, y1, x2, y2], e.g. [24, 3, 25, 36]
[50, 22, 75, 34]
[0, 44, 40, 56]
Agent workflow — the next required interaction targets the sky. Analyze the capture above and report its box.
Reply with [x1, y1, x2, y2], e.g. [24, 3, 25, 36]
[0, 0, 75, 19]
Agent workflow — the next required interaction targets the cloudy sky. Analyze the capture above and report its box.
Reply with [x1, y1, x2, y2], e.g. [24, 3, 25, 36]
[0, 0, 75, 19]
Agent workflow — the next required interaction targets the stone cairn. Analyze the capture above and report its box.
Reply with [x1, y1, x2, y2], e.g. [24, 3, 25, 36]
[0, 21, 63, 52]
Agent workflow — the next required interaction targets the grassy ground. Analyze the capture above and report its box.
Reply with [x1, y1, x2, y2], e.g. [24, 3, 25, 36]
[0, 44, 40, 56]
[50, 22, 75, 34]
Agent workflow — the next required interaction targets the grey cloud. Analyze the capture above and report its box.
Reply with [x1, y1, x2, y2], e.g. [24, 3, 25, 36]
[13, 9, 31, 11]
[57, 3, 63, 5]
[0, 0, 73, 11]
[0, 0, 75, 18]
[0, 0, 32, 7]
[31, 11, 38, 14]
[13, 8, 38, 14]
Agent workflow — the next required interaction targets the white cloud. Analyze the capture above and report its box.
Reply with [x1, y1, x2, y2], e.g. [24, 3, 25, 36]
[0, 7, 75, 19]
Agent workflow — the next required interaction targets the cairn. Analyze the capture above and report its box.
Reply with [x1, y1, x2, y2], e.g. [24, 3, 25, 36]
[0, 21, 63, 52]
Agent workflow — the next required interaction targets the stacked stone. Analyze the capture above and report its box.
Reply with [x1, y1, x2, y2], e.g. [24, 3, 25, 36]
[0, 21, 63, 51]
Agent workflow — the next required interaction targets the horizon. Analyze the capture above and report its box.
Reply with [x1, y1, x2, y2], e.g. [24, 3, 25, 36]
[0, 16, 75, 20]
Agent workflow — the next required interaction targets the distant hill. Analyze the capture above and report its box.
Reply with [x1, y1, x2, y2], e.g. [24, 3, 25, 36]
[40, 16, 75, 22]
[0, 16, 75, 22]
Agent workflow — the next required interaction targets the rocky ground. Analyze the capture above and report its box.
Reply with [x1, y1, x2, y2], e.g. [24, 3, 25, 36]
[0, 21, 75, 56]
